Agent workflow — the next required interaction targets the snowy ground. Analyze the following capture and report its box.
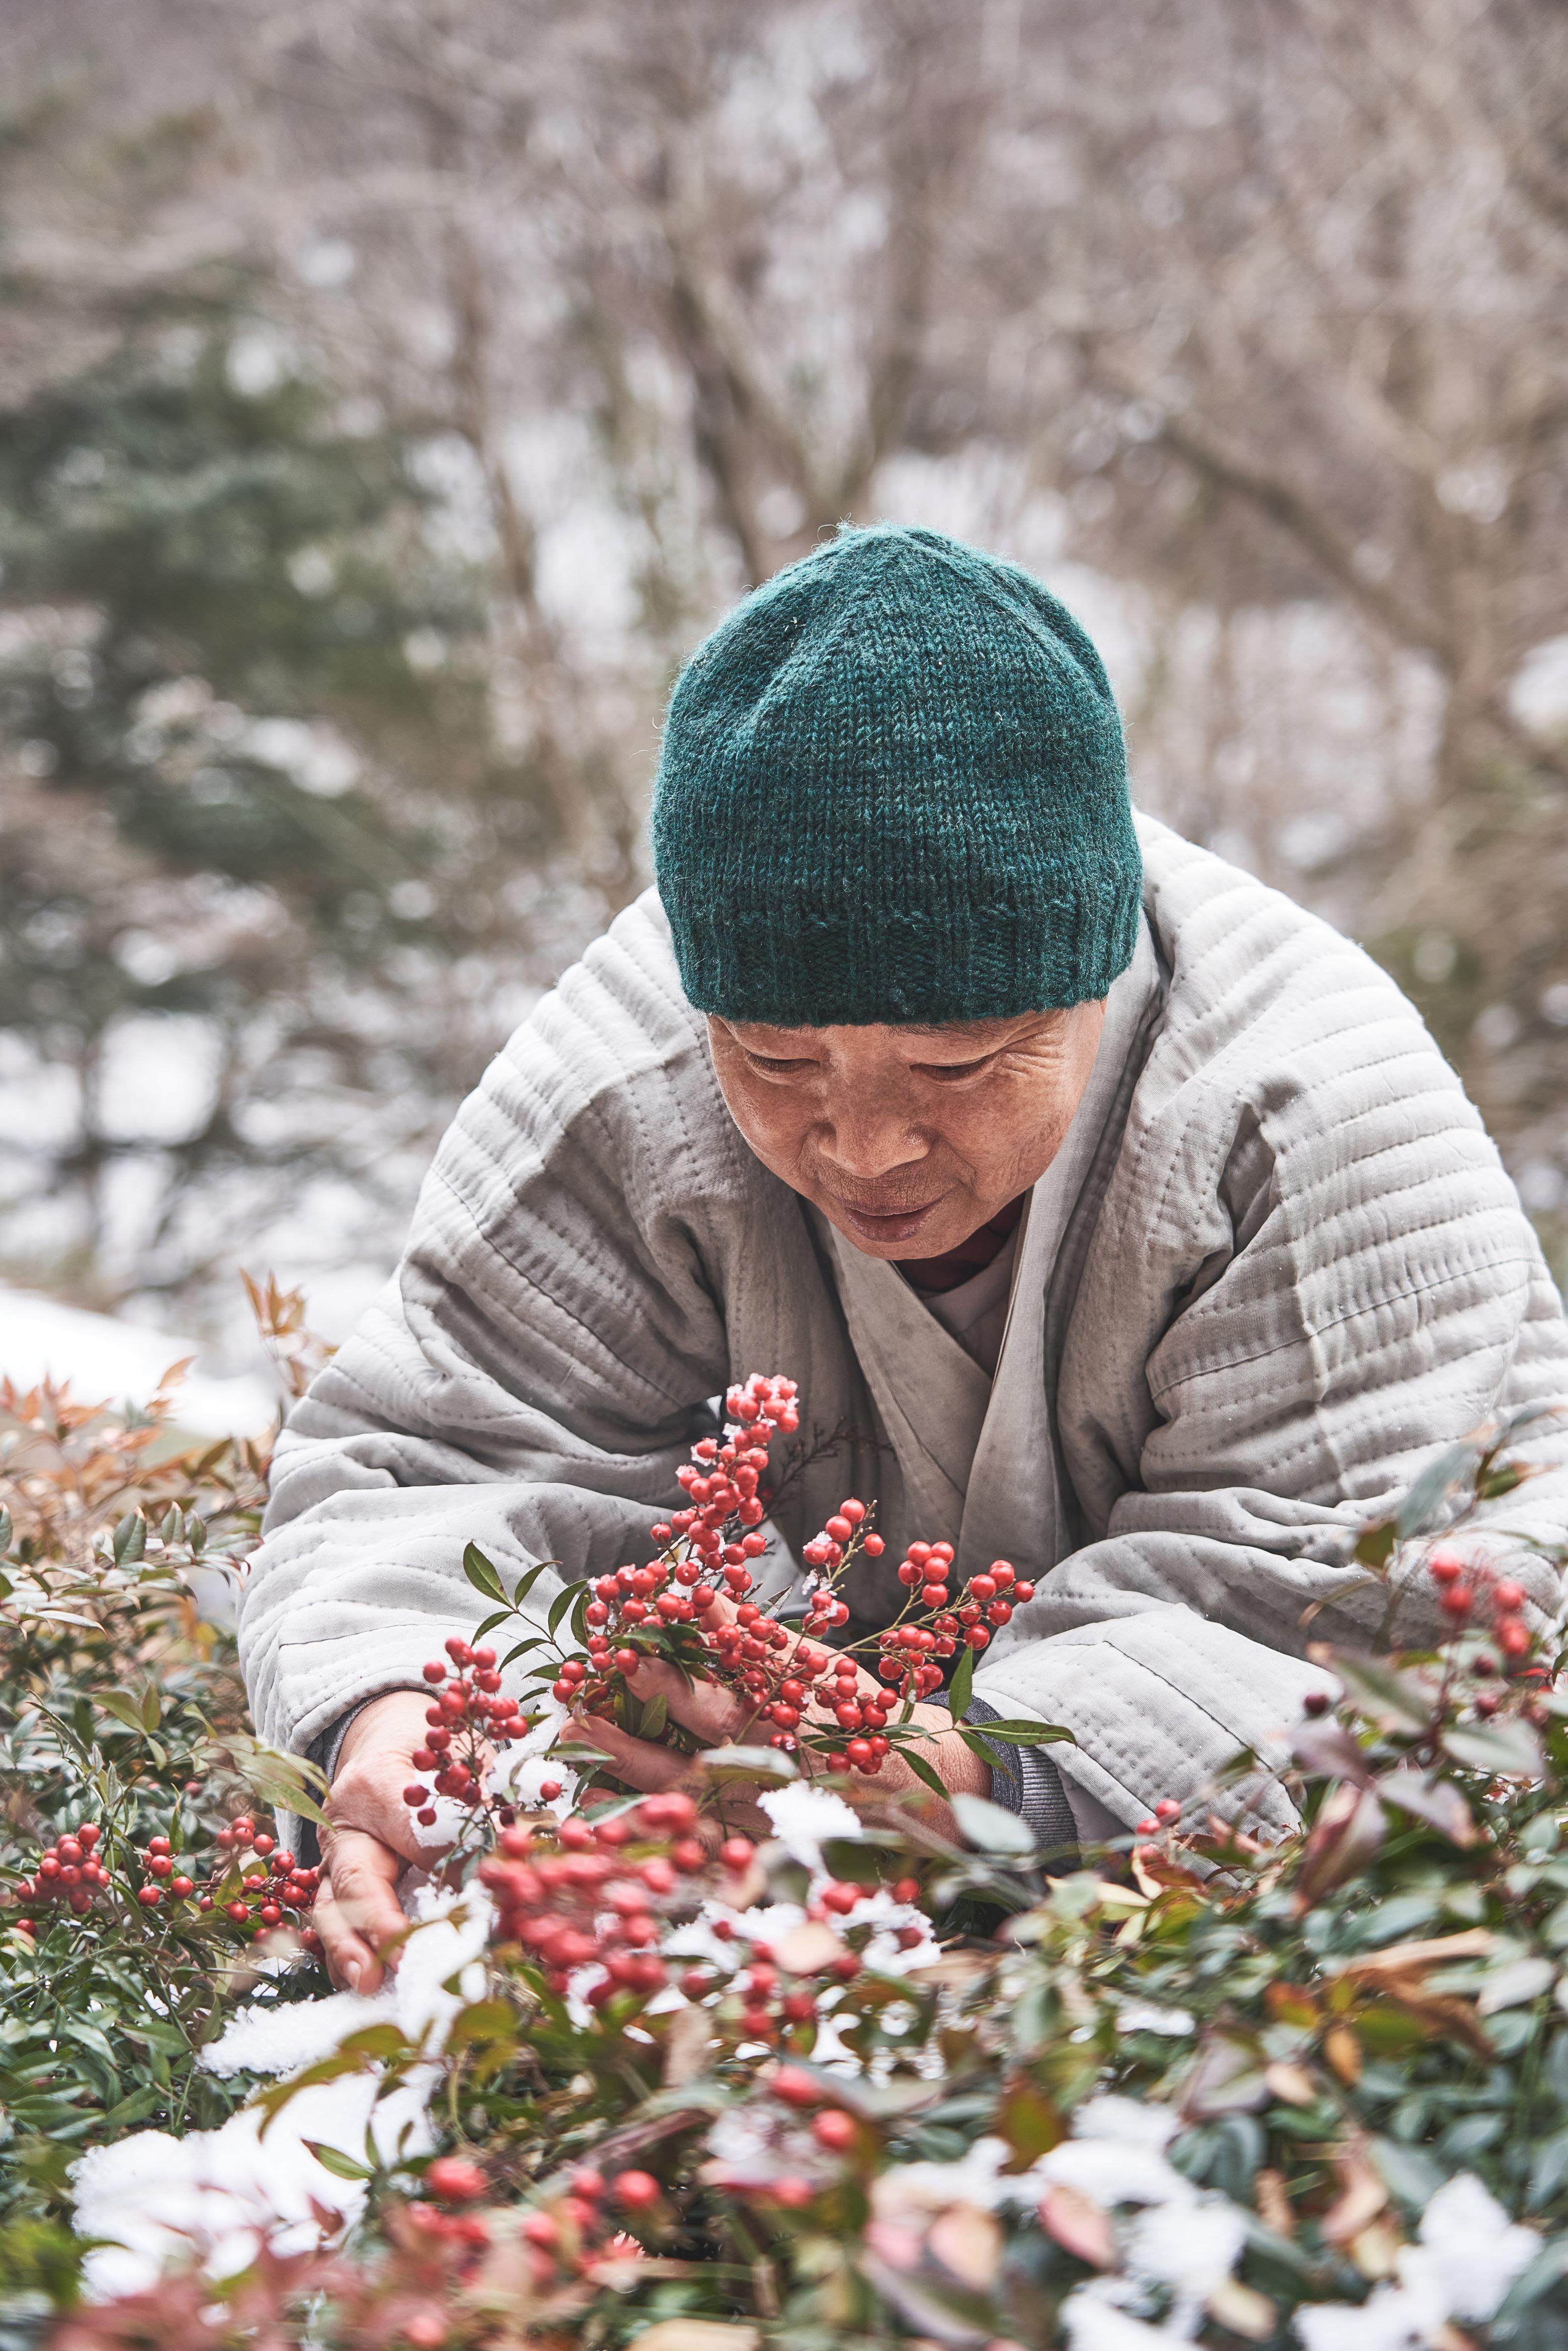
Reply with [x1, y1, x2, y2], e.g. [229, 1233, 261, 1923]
[0, 1284, 278, 1436]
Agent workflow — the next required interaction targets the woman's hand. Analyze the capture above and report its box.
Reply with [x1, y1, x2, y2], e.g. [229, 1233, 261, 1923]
[313, 1691, 455, 1992]
[573, 1615, 987, 1841]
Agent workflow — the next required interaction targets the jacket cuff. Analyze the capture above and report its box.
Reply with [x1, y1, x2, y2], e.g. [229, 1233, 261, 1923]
[967, 1696, 1078, 1868]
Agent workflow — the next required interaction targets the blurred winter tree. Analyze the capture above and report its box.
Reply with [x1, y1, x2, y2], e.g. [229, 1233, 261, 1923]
[0, 289, 589, 1316]
[3, 0, 1567, 1318]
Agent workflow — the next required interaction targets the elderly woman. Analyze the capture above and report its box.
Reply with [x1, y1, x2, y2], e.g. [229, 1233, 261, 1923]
[243, 526, 1568, 1988]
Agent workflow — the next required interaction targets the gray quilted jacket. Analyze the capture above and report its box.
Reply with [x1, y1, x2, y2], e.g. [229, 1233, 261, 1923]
[242, 819, 1568, 1834]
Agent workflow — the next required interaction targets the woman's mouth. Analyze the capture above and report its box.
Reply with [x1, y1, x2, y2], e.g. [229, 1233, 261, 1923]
[829, 1195, 943, 1245]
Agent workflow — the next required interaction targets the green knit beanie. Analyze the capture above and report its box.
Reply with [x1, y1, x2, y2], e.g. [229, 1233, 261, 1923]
[651, 525, 1140, 1027]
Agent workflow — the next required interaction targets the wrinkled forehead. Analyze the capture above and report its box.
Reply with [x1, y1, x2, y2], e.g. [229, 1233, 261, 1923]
[718, 1008, 1070, 1056]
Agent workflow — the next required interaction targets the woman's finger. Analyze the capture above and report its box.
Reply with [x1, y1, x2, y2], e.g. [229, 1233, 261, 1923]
[573, 1714, 692, 1791]
[618, 1653, 752, 1743]
[313, 1826, 408, 1991]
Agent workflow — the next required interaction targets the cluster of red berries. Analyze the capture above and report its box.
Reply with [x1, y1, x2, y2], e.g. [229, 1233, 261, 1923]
[13, 1822, 109, 1923]
[877, 1546, 1035, 1690]
[1428, 1550, 1534, 1662]
[480, 1799, 696, 1998]
[1129, 1795, 1185, 1864]
[11, 1814, 320, 1949]
[526, 1372, 1033, 1787]
[411, 2152, 669, 2296]
[401, 1369, 1047, 1821]
[475, 1788, 920, 2040]
[402, 1640, 530, 1824]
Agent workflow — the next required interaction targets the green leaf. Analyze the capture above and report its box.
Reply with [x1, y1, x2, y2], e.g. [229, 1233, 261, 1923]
[1394, 1438, 1484, 1536]
[302, 2141, 373, 2182]
[500, 1637, 549, 1668]
[639, 1693, 669, 1742]
[138, 1683, 161, 1733]
[0, 1504, 14, 1552]
[221, 1732, 332, 1829]
[952, 1791, 1036, 1855]
[462, 1543, 507, 1604]
[1367, 2136, 1446, 2212]
[902, 1745, 954, 1803]
[1324, 1650, 1434, 1734]
[98, 1692, 146, 1734]
[821, 1838, 886, 1888]
[112, 1512, 146, 1566]
[947, 1643, 976, 1718]
[546, 1583, 579, 1641]
[1527, 2126, 1568, 2209]
[965, 1717, 1076, 1745]
[445, 2000, 520, 2050]
[1494, 2232, 1568, 2325]
[1353, 1518, 1397, 1568]
[959, 1729, 1017, 1776]
[471, 1609, 513, 1639]
[1475, 1955, 1554, 2014]
[1443, 1719, 1545, 1781]
[510, 1558, 555, 1606]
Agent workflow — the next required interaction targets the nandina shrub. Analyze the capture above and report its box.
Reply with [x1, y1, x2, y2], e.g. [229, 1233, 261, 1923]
[0, 1367, 331, 2289]
[6, 1362, 1568, 2350]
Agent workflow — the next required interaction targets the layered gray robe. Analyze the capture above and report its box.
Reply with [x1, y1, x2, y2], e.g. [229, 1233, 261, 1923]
[242, 819, 1568, 1835]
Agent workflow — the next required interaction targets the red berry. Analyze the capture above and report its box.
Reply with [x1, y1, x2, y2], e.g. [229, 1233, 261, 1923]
[772, 2065, 820, 2107]
[171, 1876, 194, 1898]
[138, 1885, 162, 1907]
[538, 1780, 563, 1802]
[812, 2110, 856, 2151]
[719, 1837, 754, 1871]
[1154, 1799, 1181, 1824]
[426, 2156, 488, 2203]
[613, 2170, 660, 2210]
[1012, 1582, 1035, 1603]
[403, 1785, 430, 1808]
[1494, 1580, 1527, 1612]
[1499, 1621, 1531, 1657]
[77, 1825, 100, 1849]
[1429, 1553, 1464, 1585]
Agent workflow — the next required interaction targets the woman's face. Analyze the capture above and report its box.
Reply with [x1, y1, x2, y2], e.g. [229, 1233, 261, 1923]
[706, 1001, 1107, 1258]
